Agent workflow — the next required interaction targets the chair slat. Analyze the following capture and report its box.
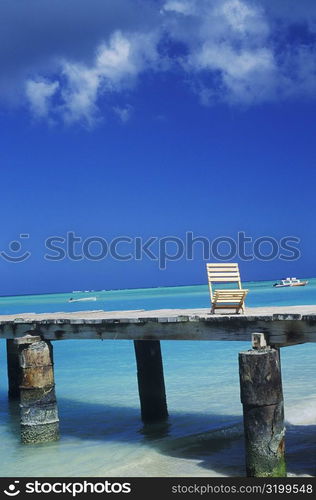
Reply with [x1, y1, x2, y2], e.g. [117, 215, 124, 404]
[207, 277, 241, 282]
[208, 273, 240, 277]
[207, 263, 238, 267]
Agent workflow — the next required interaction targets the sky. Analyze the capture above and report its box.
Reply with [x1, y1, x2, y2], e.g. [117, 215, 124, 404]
[0, 0, 316, 295]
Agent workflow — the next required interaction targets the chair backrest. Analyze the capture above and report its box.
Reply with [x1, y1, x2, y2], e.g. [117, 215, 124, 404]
[206, 263, 242, 300]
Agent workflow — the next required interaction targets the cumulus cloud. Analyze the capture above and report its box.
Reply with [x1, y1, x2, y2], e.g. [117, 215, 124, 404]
[218, 0, 268, 35]
[162, 0, 316, 105]
[1, 0, 316, 125]
[162, 0, 276, 104]
[25, 79, 59, 119]
[25, 30, 160, 126]
[0, 0, 158, 106]
[190, 45, 276, 104]
[61, 30, 159, 125]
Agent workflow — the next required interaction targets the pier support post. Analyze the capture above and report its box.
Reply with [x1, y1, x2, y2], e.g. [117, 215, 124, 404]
[15, 335, 60, 444]
[239, 341, 286, 477]
[6, 339, 21, 399]
[134, 340, 168, 423]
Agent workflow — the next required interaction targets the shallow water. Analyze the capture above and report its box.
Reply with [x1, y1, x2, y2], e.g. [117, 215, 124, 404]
[0, 279, 315, 477]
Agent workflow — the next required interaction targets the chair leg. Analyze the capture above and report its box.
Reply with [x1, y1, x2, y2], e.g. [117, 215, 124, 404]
[236, 302, 243, 314]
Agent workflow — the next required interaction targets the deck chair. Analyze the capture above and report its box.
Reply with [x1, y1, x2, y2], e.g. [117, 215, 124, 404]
[206, 263, 248, 314]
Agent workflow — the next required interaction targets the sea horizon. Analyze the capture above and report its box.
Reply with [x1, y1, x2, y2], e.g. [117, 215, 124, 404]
[0, 274, 314, 301]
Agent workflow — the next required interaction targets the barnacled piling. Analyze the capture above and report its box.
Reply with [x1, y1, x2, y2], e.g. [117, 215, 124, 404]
[239, 343, 286, 477]
[15, 335, 60, 444]
[134, 340, 168, 423]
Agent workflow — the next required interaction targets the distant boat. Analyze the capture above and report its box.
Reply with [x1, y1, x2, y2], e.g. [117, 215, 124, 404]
[273, 277, 308, 288]
[68, 297, 97, 302]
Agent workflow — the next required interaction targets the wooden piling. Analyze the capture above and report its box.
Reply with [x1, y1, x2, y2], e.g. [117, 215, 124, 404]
[239, 345, 286, 477]
[6, 339, 21, 399]
[134, 340, 168, 423]
[15, 335, 60, 444]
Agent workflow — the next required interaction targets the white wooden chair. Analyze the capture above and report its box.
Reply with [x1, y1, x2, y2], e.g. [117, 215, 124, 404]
[206, 263, 248, 314]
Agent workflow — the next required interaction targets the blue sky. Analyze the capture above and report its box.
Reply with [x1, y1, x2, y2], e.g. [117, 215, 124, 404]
[0, 0, 316, 295]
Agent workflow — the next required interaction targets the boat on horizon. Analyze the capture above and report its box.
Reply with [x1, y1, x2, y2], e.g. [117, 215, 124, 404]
[273, 277, 308, 288]
[68, 297, 97, 302]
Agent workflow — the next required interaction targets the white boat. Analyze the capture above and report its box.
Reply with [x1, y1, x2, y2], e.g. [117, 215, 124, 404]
[68, 297, 97, 302]
[273, 277, 308, 288]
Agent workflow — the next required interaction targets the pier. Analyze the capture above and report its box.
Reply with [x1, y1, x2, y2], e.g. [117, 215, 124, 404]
[1, 304, 315, 477]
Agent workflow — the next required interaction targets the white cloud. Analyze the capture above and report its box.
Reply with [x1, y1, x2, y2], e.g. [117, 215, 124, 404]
[28, 30, 159, 127]
[173, 0, 275, 104]
[113, 104, 133, 123]
[162, 0, 195, 15]
[60, 62, 100, 126]
[189, 42, 276, 104]
[217, 0, 268, 36]
[0, 0, 158, 102]
[192, 44, 274, 77]
[25, 79, 59, 119]
[58, 31, 140, 125]
[61, 31, 158, 125]
[9, 0, 316, 125]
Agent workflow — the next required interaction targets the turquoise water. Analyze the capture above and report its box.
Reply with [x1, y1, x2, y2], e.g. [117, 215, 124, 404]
[0, 279, 315, 477]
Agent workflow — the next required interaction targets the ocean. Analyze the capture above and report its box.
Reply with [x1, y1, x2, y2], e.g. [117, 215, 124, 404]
[0, 279, 315, 477]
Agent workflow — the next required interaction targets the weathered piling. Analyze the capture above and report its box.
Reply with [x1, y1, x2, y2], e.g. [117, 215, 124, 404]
[134, 340, 168, 423]
[6, 339, 21, 399]
[239, 339, 286, 477]
[16, 335, 59, 444]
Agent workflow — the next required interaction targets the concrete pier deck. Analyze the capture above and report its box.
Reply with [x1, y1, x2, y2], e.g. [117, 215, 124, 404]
[1, 305, 316, 346]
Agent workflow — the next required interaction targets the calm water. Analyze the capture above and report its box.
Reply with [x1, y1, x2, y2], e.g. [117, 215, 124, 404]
[0, 279, 315, 477]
